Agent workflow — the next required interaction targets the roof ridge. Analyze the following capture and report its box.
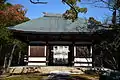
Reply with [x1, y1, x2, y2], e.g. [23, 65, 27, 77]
[43, 12, 62, 17]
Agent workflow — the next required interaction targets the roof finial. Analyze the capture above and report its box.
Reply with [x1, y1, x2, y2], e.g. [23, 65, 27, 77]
[43, 12, 48, 16]
[43, 12, 62, 17]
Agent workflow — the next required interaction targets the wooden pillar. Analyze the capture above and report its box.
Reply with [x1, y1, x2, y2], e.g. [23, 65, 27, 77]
[48, 46, 53, 66]
[74, 46, 76, 57]
[28, 45, 30, 56]
[91, 45, 94, 68]
[73, 45, 76, 66]
[89, 45, 93, 67]
[68, 45, 74, 66]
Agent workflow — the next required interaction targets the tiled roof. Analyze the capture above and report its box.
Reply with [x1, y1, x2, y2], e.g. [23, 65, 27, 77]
[8, 14, 104, 32]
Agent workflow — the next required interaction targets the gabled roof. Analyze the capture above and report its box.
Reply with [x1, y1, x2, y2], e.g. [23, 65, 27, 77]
[8, 13, 104, 33]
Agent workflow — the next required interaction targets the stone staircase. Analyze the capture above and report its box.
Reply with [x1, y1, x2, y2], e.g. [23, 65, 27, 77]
[8, 66, 86, 74]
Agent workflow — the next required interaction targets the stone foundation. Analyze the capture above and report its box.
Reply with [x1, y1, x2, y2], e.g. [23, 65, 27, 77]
[8, 66, 87, 74]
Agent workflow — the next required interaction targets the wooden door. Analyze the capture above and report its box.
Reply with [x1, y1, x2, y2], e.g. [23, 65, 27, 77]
[30, 46, 45, 57]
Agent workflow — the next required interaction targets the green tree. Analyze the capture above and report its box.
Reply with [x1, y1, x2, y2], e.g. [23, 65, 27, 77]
[80, 0, 120, 70]
[29, 0, 87, 21]
[0, 0, 29, 73]
[62, 0, 87, 21]
[87, 17, 101, 31]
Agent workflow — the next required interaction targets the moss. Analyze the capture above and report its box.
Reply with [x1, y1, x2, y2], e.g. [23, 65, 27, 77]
[1, 75, 47, 80]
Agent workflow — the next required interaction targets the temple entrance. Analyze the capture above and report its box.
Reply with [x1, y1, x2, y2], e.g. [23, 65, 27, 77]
[48, 45, 74, 66]
[52, 46, 69, 66]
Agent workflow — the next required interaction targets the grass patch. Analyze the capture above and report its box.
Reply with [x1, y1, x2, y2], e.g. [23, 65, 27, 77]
[0, 74, 47, 80]
[0, 74, 99, 80]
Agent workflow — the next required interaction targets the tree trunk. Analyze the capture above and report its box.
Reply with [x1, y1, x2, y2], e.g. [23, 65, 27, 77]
[7, 44, 17, 72]
[18, 50, 21, 65]
[0, 45, 2, 54]
[112, 10, 116, 24]
[2, 53, 8, 74]
[3, 54, 8, 69]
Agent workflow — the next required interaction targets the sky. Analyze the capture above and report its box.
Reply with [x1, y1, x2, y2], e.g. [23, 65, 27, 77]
[8, 0, 112, 22]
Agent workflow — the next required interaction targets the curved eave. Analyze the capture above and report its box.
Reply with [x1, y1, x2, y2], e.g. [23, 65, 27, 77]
[8, 24, 114, 44]
[8, 28, 90, 35]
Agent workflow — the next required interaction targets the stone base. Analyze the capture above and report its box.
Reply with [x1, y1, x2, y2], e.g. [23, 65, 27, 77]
[8, 66, 86, 75]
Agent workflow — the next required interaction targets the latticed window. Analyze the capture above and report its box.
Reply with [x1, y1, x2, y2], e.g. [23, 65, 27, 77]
[76, 46, 91, 58]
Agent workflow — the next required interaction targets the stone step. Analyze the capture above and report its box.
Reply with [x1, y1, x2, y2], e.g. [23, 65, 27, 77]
[8, 66, 86, 74]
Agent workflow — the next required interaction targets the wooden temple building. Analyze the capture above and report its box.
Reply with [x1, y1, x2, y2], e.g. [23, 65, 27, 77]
[8, 13, 109, 67]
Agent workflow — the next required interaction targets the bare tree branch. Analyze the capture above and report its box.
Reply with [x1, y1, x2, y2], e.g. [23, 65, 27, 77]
[30, 0, 48, 4]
